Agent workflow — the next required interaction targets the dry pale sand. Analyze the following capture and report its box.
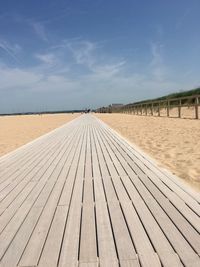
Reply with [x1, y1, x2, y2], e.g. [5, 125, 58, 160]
[96, 113, 200, 191]
[0, 113, 80, 157]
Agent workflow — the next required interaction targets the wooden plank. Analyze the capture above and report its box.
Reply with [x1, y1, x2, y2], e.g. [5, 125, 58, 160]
[0, 124, 78, 192]
[0, 125, 83, 265]
[0, 134, 59, 189]
[0, 181, 37, 234]
[38, 206, 69, 267]
[95, 200, 118, 263]
[0, 114, 199, 267]
[58, 127, 87, 267]
[100, 126, 200, 244]
[79, 263, 98, 267]
[0, 121, 68, 178]
[18, 128, 84, 267]
[101, 119, 200, 204]
[79, 204, 97, 263]
[120, 259, 141, 267]
[0, 206, 43, 267]
[98, 119, 200, 217]
[0, 118, 80, 180]
[99, 125, 200, 252]
[94, 118, 182, 266]
[58, 201, 82, 267]
[0, 127, 80, 234]
[107, 201, 139, 265]
[94, 127, 163, 266]
[121, 201, 161, 267]
[79, 126, 97, 263]
[120, 175, 182, 267]
[90, 125, 118, 265]
[92, 127, 117, 202]
[0, 115, 80, 169]
[92, 124, 139, 264]
[96, 118, 200, 266]
[58, 129, 85, 206]
[94, 127, 130, 204]
[0, 129, 74, 206]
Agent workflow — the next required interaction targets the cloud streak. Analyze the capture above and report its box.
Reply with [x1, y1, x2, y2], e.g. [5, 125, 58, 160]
[0, 38, 198, 113]
[35, 53, 57, 65]
[0, 39, 21, 62]
[31, 22, 48, 42]
[150, 42, 166, 81]
[66, 40, 97, 68]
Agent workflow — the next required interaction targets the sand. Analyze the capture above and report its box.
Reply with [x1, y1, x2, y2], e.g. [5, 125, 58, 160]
[95, 113, 200, 191]
[0, 113, 80, 157]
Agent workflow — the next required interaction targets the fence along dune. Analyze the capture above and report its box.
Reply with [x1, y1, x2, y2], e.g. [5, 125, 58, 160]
[95, 112, 200, 191]
[97, 93, 200, 120]
[95, 91, 200, 191]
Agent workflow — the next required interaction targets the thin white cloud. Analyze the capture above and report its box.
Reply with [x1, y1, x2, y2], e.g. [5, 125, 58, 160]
[0, 59, 197, 112]
[93, 61, 126, 75]
[63, 39, 126, 77]
[35, 53, 56, 65]
[0, 39, 21, 62]
[32, 22, 48, 42]
[0, 66, 42, 90]
[67, 40, 97, 68]
[150, 42, 166, 81]
[1, 38, 199, 113]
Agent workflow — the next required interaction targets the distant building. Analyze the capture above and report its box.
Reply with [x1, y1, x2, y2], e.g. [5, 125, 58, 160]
[111, 103, 123, 108]
[96, 103, 124, 113]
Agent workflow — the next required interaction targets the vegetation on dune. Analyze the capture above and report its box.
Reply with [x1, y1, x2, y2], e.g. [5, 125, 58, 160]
[133, 87, 200, 104]
[133, 87, 200, 105]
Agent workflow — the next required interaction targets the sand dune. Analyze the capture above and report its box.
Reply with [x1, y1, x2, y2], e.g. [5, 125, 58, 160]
[96, 113, 200, 191]
[0, 113, 80, 157]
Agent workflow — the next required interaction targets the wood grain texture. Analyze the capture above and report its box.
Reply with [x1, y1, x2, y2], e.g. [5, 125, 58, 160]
[0, 114, 199, 267]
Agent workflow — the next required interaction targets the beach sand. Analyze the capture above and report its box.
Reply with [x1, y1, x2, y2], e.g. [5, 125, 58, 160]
[0, 113, 80, 157]
[95, 113, 200, 191]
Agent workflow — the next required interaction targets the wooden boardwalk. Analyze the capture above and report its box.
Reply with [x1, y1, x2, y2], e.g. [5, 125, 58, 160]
[0, 114, 199, 267]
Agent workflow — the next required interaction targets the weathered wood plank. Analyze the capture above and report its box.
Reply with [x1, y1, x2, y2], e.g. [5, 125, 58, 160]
[96, 117, 199, 266]
[18, 128, 84, 267]
[0, 115, 199, 267]
[58, 127, 87, 267]
[98, 123, 200, 256]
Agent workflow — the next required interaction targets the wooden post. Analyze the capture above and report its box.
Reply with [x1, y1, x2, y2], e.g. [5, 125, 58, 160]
[178, 99, 181, 118]
[158, 102, 160, 117]
[151, 103, 153, 116]
[137, 106, 138, 115]
[167, 100, 170, 117]
[195, 97, 199, 119]
[145, 104, 147, 116]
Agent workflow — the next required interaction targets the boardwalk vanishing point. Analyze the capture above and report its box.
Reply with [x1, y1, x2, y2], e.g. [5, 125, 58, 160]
[0, 114, 199, 267]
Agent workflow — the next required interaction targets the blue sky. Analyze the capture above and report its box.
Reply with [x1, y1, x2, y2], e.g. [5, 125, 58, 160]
[0, 0, 200, 113]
